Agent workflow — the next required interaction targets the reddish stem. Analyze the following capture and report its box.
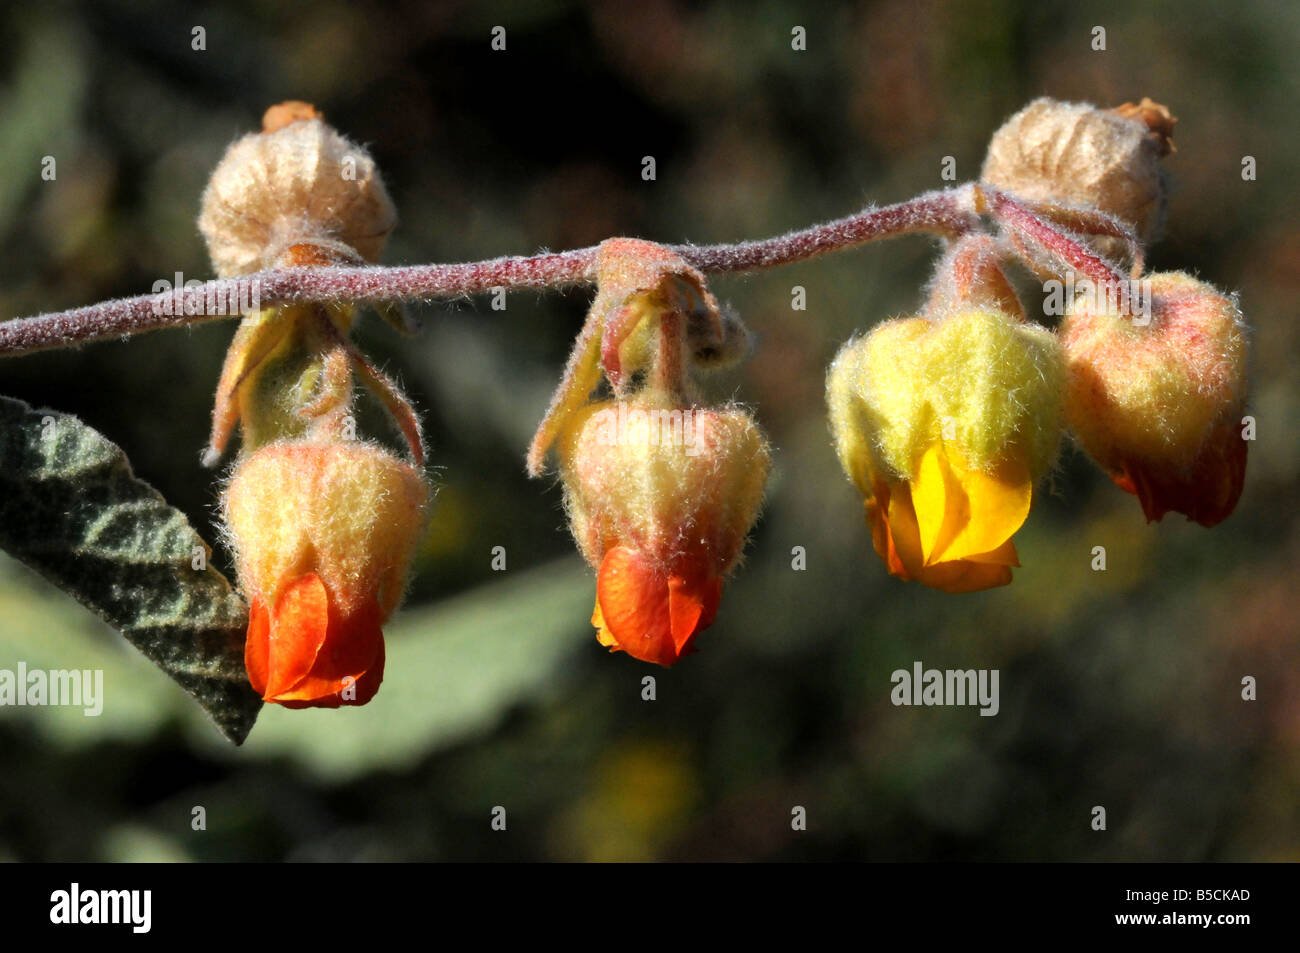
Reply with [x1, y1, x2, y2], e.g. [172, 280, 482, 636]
[927, 233, 1025, 319]
[0, 251, 596, 357]
[0, 189, 976, 358]
[673, 188, 976, 272]
[652, 311, 687, 400]
[980, 186, 1133, 313]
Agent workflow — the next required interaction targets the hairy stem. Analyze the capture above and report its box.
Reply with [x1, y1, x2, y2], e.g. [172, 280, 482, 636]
[978, 186, 1134, 313]
[671, 187, 976, 272]
[0, 188, 976, 358]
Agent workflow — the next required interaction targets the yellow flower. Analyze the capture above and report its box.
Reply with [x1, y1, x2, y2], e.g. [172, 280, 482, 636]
[828, 308, 1063, 592]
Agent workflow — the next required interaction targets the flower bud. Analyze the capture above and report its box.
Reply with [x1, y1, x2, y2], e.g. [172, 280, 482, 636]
[222, 440, 429, 706]
[556, 395, 770, 666]
[198, 102, 396, 278]
[1060, 271, 1248, 526]
[828, 308, 1063, 592]
[981, 97, 1173, 253]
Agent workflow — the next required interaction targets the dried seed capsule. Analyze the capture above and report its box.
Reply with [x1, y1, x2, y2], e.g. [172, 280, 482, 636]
[981, 97, 1173, 253]
[198, 102, 397, 277]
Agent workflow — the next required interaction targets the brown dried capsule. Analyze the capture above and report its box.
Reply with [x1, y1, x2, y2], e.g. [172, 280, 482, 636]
[980, 97, 1173, 254]
[198, 101, 397, 277]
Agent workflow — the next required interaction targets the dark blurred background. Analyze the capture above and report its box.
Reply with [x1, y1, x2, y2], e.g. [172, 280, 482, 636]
[0, 0, 1296, 861]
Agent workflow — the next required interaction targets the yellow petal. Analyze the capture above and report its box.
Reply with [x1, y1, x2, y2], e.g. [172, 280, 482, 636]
[873, 475, 1019, 593]
[912, 443, 1031, 566]
[591, 598, 619, 650]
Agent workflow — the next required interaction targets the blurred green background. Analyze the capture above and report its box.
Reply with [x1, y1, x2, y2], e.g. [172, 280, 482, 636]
[0, 0, 1296, 861]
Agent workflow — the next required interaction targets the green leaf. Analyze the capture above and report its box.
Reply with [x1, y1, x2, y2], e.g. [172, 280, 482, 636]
[0, 395, 260, 744]
[0, 550, 199, 746]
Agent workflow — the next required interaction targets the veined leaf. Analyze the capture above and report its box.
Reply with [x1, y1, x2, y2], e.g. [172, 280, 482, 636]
[0, 395, 260, 744]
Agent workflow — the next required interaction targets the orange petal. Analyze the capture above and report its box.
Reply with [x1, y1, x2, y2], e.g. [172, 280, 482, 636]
[884, 480, 927, 580]
[246, 572, 385, 707]
[594, 546, 721, 667]
[259, 573, 331, 699]
[866, 478, 907, 578]
[244, 596, 272, 697]
[963, 538, 1020, 567]
[1112, 417, 1248, 527]
[595, 547, 674, 666]
[667, 569, 722, 657]
[278, 639, 385, 710]
[274, 602, 384, 706]
[915, 556, 1014, 594]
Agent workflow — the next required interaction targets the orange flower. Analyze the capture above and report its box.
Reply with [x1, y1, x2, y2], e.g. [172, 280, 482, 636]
[558, 398, 769, 666]
[1060, 273, 1248, 527]
[591, 546, 722, 667]
[528, 238, 770, 666]
[223, 440, 429, 707]
[1108, 415, 1247, 527]
[244, 572, 385, 708]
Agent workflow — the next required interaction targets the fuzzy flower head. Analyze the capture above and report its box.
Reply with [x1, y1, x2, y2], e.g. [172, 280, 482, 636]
[556, 395, 770, 666]
[222, 439, 429, 707]
[1060, 271, 1248, 526]
[828, 307, 1063, 592]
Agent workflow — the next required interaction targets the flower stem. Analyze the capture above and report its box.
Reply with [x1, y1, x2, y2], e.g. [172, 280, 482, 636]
[978, 186, 1134, 313]
[672, 187, 976, 272]
[0, 188, 977, 358]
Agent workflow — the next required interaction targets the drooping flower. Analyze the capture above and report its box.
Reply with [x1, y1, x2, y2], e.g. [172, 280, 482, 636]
[1060, 271, 1248, 526]
[222, 440, 429, 707]
[529, 238, 770, 665]
[828, 307, 1063, 592]
[199, 103, 431, 710]
[556, 395, 769, 666]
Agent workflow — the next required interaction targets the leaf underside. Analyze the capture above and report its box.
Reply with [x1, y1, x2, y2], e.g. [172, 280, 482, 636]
[0, 395, 261, 744]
